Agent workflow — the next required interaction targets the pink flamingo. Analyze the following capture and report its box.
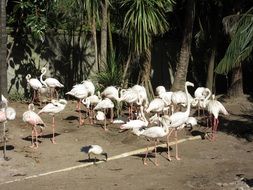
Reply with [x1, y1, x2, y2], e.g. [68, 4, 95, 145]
[23, 104, 46, 148]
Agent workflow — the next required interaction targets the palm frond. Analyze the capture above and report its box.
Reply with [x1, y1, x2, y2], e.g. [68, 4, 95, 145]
[215, 8, 253, 75]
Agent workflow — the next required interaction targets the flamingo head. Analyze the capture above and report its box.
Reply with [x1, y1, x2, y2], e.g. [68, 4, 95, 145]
[25, 74, 31, 81]
[185, 81, 194, 87]
[41, 67, 47, 73]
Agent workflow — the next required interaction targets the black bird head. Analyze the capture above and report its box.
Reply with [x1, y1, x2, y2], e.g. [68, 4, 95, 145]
[80, 145, 92, 153]
[102, 153, 108, 161]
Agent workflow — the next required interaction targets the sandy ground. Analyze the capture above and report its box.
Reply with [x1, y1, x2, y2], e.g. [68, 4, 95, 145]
[0, 95, 253, 190]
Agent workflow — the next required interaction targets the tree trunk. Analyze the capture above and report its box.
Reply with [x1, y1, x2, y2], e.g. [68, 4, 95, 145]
[228, 65, 243, 97]
[140, 48, 154, 100]
[121, 53, 131, 88]
[171, 0, 195, 91]
[107, 10, 113, 54]
[100, 0, 108, 69]
[206, 48, 216, 92]
[92, 15, 99, 72]
[0, 0, 7, 97]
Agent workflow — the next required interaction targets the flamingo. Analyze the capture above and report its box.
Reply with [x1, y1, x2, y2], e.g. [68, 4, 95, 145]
[66, 85, 88, 126]
[81, 145, 108, 163]
[0, 102, 16, 160]
[38, 99, 67, 144]
[133, 124, 170, 166]
[23, 104, 46, 148]
[206, 94, 229, 140]
[119, 106, 148, 132]
[81, 80, 95, 96]
[120, 88, 141, 119]
[26, 74, 43, 103]
[1, 95, 8, 105]
[145, 98, 167, 116]
[156, 86, 173, 115]
[82, 94, 101, 124]
[94, 98, 114, 131]
[40, 67, 64, 100]
[194, 87, 211, 117]
[156, 81, 194, 161]
[131, 84, 149, 109]
[101, 86, 121, 102]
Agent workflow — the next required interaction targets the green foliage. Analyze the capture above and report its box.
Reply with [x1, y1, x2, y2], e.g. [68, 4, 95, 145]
[215, 8, 253, 74]
[93, 50, 123, 91]
[121, 0, 174, 55]
[8, 91, 27, 102]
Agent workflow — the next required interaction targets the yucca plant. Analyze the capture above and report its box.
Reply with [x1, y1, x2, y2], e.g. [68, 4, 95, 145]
[93, 50, 123, 92]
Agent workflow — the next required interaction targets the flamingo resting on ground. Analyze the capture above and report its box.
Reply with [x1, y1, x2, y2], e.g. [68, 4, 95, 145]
[81, 145, 108, 163]
[38, 99, 67, 144]
[206, 94, 229, 141]
[23, 104, 46, 148]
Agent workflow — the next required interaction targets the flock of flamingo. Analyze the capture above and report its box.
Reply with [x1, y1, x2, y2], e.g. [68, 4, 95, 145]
[0, 67, 229, 165]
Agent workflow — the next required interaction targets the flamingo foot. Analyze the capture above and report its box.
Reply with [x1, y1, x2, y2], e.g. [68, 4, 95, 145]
[79, 119, 85, 126]
[167, 156, 172, 161]
[175, 156, 181, 161]
[143, 161, 148, 165]
[50, 138, 57, 144]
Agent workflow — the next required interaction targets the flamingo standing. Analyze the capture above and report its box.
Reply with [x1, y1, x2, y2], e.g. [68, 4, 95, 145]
[194, 87, 211, 117]
[131, 84, 149, 109]
[26, 74, 43, 103]
[206, 94, 229, 140]
[82, 94, 101, 124]
[81, 145, 108, 163]
[156, 86, 173, 115]
[158, 81, 194, 161]
[133, 124, 170, 166]
[0, 102, 16, 160]
[38, 99, 67, 144]
[145, 98, 167, 116]
[66, 85, 88, 126]
[81, 80, 95, 96]
[23, 104, 46, 148]
[94, 98, 114, 131]
[40, 67, 64, 100]
[101, 86, 121, 102]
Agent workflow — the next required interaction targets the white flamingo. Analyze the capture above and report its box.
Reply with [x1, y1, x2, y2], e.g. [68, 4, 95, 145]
[38, 99, 67, 144]
[66, 85, 88, 126]
[131, 84, 149, 108]
[157, 81, 194, 161]
[82, 94, 101, 124]
[156, 86, 173, 114]
[94, 98, 114, 131]
[26, 74, 43, 103]
[1, 95, 8, 106]
[101, 86, 121, 102]
[120, 88, 141, 119]
[206, 94, 229, 140]
[194, 87, 211, 117]
[40, 67, 64, 100]
[0, 102, 16, 160]
[23, 104, 45, 148]
[145, 98, 167, 116]
[133, 124, 170, 166]
[81, 145, 108, 163]
[81, 80, 95, 96]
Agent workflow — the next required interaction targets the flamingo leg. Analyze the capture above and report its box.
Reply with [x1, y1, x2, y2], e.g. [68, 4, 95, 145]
[175, 130, 181, 160]
[34, 127, 39, 149]
[104, 109, 108, 131]
[143, 146, 149, 165]
[154, 139, 159, 166]
[30, 126, 35, 148]
[110, 108, 114, 123]
[167, 129, 174, 161]
[3, 122, 7, 159]
[51, 115, 56, 144]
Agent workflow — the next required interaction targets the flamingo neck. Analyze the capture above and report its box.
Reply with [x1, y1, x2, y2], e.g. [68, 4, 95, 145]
[185, 84, 191, 116]
[40, 69, 47, 87]
[204, 88, 211, 105]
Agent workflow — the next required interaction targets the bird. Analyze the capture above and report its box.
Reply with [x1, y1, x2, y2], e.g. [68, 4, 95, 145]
[206, 94, 229, 141]
[26, 74, 43, 103]
[119, 88, 140, 119]
[194, 87, 211, 117]
[131, 84, 149, 109]
[157, 81, 194, 161]
[101, 86, 121, 102]
[133, 124, 170, 166]
[119, 106, 148, 132]
[156, 86, 173, 115]
[38, 99, 67, 144]
[81, 145, 108, 163]
[94, 98, 114, 131]
[23, 104, 46, 148]
[0, 101, 16, 160]
[145, 98, 167, 116]
[66, 85, 88, 126]
[82, 94, 101, 124]
[1, 95, 8, 106]
[81, 80, 95, 96]
[40, 67, 64, 100]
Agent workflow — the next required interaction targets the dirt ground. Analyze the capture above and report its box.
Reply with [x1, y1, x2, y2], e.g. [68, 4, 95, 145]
[0, 95, 253, 190]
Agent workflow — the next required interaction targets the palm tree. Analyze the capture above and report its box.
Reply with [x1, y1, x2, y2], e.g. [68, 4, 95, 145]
[0, 0, 7, 97]
[215, 7, 253, 96]
[171, 0, 195, 91]
[121, 0, 173, 98]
